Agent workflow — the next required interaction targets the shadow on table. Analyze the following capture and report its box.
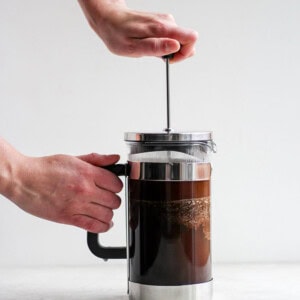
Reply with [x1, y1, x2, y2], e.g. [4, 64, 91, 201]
[65, 296, 128, 300]
[53, 294, 128, 300]
[96, 296, 128, 300]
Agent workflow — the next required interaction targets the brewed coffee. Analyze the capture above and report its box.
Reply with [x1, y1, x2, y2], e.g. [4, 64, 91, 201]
[129, 179, 211, 286]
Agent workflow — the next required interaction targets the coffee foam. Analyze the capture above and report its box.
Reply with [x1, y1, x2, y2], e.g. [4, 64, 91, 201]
[129, 150, 208, 163]
[136, 197, 210, 240]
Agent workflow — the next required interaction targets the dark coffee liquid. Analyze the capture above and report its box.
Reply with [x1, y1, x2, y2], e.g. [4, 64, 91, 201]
[129, 179, 211, 286]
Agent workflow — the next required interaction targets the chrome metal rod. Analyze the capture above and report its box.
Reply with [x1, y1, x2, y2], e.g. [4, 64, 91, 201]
[165, 56, 171, 132]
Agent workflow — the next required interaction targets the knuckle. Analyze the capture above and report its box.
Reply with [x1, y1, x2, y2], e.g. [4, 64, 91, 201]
[72, 215, 91, 229]
[73, 181, 89, 195]
[151, 39, 160, 55]
[84, 221, 100, 233]
[125, 41, 138, 57]
[149, 21, 168, 36]
[106, 39, 135, 57]
[82, 219, 95, 231]
[159, 13, 175, 22]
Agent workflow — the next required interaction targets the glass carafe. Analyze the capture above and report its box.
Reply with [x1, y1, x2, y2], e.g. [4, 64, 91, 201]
[87, 131, 216, 300]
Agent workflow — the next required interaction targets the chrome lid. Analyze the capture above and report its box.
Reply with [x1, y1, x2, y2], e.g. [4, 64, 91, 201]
[124, 131, 213, 143]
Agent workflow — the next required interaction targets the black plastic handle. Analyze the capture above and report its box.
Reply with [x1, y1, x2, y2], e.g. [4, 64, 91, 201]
[103, 164, 128, 176]
[87, 163, 129, 261]
[87, 232, 126, 260]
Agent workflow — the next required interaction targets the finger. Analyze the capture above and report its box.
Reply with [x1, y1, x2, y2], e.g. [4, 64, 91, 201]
[130, 37, 180, 57]
[78, 153, 123, 192]
[141, 21, 198, 46]
[80, 202, 114, 224]
[131, 25, 197, 61]
[71, 214, 112, 233]
[172, 46, 196, 63]
[94, 168, 123, 193]
[160, 27, 198, 63]
[78, 153, 120, 167]
[93, 189, 121, 209]
[168, 27, 198, 47]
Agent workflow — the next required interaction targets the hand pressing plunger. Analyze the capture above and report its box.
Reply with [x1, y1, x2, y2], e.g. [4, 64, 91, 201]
[78, 0, 198, 63]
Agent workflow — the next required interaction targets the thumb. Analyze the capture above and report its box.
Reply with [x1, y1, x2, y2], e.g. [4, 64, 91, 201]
[77, 153, 120, 167]
[135, 38, 180, 57]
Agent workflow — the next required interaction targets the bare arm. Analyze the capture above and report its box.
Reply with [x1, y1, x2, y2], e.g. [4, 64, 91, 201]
[78, 0, 198, 63]
[0, 137, 122, 233]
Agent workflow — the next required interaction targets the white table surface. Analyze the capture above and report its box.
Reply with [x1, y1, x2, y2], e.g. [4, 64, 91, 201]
[0, 263, 299, 300]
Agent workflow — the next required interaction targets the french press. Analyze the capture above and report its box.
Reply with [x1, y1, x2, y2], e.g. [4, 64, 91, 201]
[87, 130, 215, 300]
[88, 55, 216, 299]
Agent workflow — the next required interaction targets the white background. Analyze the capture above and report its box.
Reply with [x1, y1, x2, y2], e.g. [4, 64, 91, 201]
[0, 0, 299, 266]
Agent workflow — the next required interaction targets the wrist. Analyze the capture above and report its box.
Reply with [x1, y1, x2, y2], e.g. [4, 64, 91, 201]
[78, 0, 127, 30]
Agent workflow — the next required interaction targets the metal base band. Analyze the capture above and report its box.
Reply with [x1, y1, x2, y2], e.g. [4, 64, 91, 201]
[129, 280, 213, 300]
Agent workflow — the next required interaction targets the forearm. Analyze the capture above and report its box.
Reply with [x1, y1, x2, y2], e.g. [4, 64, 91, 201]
[0, 137, 23, 200]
